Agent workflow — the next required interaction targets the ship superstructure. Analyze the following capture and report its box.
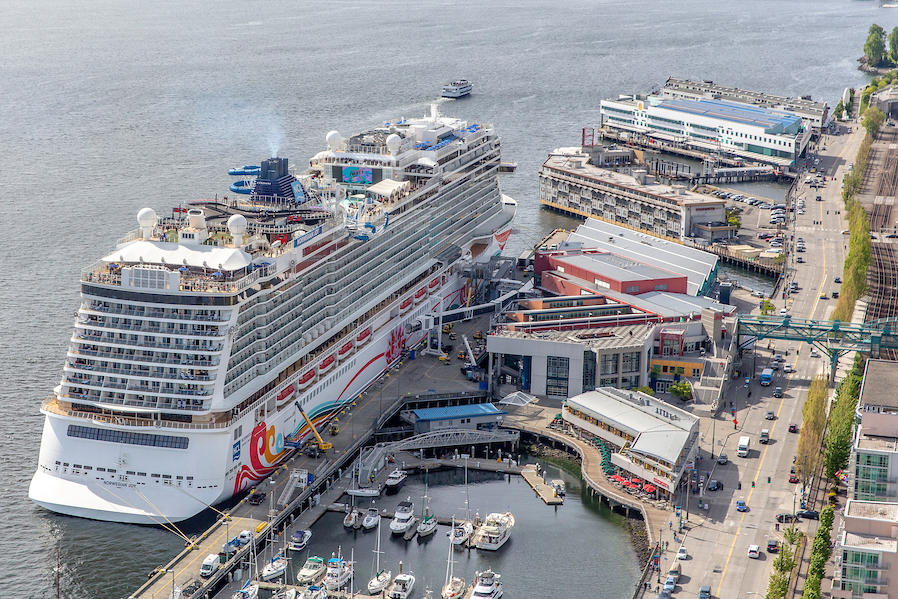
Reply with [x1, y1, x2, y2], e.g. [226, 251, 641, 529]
[29, 106, 515, 523]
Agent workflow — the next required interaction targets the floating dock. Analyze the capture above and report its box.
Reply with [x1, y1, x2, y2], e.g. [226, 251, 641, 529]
[520, 464, 563, 505]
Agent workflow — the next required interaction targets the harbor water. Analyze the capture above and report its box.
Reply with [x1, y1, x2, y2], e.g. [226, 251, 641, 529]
[0, 0, 882, 596]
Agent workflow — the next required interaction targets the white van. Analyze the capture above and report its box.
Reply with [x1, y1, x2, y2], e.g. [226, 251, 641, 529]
[667, 561, 681, 582]
[200, 553, 220, 578]
[737, 436, 750, 457]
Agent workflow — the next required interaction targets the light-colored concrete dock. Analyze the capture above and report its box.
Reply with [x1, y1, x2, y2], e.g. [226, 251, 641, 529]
[520, 464, 563, 505]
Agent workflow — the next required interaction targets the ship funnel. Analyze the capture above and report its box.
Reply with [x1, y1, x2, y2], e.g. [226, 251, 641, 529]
[187, 209, 207, 230]
[137, 208, 157, 240]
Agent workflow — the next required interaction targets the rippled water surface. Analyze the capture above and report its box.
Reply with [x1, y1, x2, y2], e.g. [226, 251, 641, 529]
[0, 0, 879, 595]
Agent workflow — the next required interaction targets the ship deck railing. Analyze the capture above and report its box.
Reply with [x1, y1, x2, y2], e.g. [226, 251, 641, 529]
[66, 361, 214, 381]
[73, 332, 223, 353]
[77, 318, 224, 337]
[85, 303, 228, 323]
[43, 397, 229, 430]
[60, 390, 209, 411]
[69, 347, 219, 367]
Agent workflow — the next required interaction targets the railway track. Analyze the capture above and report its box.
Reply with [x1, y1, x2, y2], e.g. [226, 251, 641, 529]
[867, 242, 898, 359]
[871, 126, 898, 231]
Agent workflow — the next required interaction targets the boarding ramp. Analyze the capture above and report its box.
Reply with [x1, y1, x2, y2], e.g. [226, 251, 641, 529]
[357, 428, 520, 482]
[276, 468, 308, 508]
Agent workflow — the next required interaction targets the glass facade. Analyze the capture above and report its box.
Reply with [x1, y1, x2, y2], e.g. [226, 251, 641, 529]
[546, 356, 569, 397]
[67, 424, 189, 449]
[840, 549, 883, 599]
[621, 351, 640, 373]
[582, 351, 596, 393]
[600, 353, 619, 376]
[854, 452, 890, 501]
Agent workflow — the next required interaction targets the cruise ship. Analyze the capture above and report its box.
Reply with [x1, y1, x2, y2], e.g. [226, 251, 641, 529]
[28, 105, 516, 524]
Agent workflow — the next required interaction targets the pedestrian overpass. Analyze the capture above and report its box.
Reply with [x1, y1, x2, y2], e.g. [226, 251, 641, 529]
[737, 315, 898, 380]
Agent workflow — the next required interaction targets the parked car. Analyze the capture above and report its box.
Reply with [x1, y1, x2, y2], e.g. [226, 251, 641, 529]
[789, 473, 799, 483]
[776, 513, 796, 523]
[797, 509, 820, 520]
[767, 539, 779, 553]
[707, 479, 723, 491]
[796, 256, 804, 263]
[247, 491, 267, 505]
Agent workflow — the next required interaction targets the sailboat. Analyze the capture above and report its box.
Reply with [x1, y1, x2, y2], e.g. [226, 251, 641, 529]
[416, 475, 437, 538]
[367, 517, 392, 594]
[387, 562, 416, 599]
[451, 460, 474, 546]
[441, 517, 465, 599]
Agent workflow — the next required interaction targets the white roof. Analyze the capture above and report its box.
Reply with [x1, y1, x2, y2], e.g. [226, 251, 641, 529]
[106, 240, 251, 272]
[367, 179, 409, 196]
[567, 388, 697, 464]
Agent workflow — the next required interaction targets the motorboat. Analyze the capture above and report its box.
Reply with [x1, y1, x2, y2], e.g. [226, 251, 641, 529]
[260, 551, 289, 582]
[367, 517, 392, 595]
[347, 483, 382, 498]
[384, 469, 408, 494]
[299, 586, 327, 599]
[343, 507, 360, 528]
[417, 507, 437, 537]
[388, 566, 416, 599]
[471, 570, 502, 599]
[441, 79, 473, 99]
[390, 499, 415, 535]
[441, 518, 465, 599]
[288, 529, 312, 552]
[474, 513, 514, 551]
[296, 556, 326, 585]
[550, 479, 566, 497]
[324, 552, 353, 590]
[362, 505, 380, 530]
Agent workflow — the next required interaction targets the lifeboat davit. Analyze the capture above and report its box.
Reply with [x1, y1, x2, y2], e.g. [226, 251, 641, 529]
[338, 341, 354, 361]
[428, 277, 441, 294]
[296, 370, 316, 390]
[414, 287, 427, 304]
[400, 298, 413, 314]
[318, 354, 336, 374]
[276, 384, 295, 406]
[356, 328, 371, 346]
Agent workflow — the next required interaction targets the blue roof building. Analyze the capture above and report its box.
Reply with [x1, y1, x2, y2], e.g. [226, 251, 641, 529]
[403, 403, 507, 434]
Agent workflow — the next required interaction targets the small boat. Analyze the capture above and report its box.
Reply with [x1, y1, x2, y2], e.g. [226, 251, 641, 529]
[260, 551, 289, 582]
[498, 161, 518, 174]
[232, 582, 259, 599]
[343, 507, 360, 528]
[287, 529, 312, 552]
[390, 499, 415, 535]
[442, 79, 473, 99]
[296, 556, 326, 585]
[347, 484, 382, 498]
[324, 551, 353, 590]
[450, 520, 473, 546]
[441, 518, 465, 599]
[384, 469, 408, 494]
[299, 586, 326, 599]
[474, 512, 514, 551]
[471, 570, 502, 599]
[417, 507, 437, 538]
[367, 518, 392, 595]
[388, 564, 416, 599]
[550, 479, 566, 497]
[362, 505, 380, 530]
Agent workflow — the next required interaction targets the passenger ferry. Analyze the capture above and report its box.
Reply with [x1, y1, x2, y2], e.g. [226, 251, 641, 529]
[28, 105, 516, 524]
[442, 79, 473, 98]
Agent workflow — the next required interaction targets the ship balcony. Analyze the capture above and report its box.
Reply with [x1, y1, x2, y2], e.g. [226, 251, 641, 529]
[54, 393, 212, 416]
[64, 377, 212, 397]
[83, 303, 228, 323]
[76, 319, 224, 338]
[69, 346, 219, 367]
[73, 331, 223, 353]
[65, 361, 215, 381]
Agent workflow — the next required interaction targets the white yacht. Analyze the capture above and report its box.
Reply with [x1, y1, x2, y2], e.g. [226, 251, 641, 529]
[367, 518, 391, 595]
[362, 505, 380, 530]
[442, 79, 473, 98]
[450, 520, 474, 546]
[260, 552, 289, 582]
[474, 512, 514, 551]
[324, 552, 353, 591]
[389, 570, 416, 599]
[296, 556, 326, 585]
[390, 499, 415, 535]
[28, 105, 515, 524]
[417, 507, 437, 537]
[343, 507, 360, 528]
[471, 570, 502, 599]
[384, 469, 408, 494]
[287, 529, 312, 552]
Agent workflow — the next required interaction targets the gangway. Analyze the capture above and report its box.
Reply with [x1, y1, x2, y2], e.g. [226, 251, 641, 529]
[285, 403, 333, 451]
[276, 468, 308, 508]
[737, 315, 898, 381]
[461, 334, 477, 365]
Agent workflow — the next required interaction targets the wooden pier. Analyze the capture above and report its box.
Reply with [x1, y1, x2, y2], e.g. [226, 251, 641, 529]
[520, 464, 563, 505]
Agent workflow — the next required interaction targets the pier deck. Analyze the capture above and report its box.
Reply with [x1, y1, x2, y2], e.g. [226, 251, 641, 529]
[520, 464, 563, 505]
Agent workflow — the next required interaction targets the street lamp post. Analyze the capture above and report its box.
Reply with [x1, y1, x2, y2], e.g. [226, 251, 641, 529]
[167, 569, 175, 598]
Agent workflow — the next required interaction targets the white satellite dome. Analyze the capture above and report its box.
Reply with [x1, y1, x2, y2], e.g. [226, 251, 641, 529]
[227, 214, 248, 237]
[386, 133, 402, 156]
[326, 130, 342, 151]
[137, 207, 157, 228]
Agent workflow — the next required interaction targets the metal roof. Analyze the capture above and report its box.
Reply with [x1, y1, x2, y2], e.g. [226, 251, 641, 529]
[411, 403, 506, 422]
[565, 219, 717, 296]
[658, 98, 802, 132]
[561, 252, 680, 283]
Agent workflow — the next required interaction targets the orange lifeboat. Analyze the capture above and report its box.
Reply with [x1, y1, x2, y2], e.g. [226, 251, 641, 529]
[296, 370, 316, 390]
[276, 384, 295, 406]
[318, 354, 335, 374]
[338, 340, 354, 361]
[400, 298, 413, 314]
[356, 328, 371, 346]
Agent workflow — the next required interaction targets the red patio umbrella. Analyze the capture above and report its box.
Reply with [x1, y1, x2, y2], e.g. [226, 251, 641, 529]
[643, 484, 656, 493]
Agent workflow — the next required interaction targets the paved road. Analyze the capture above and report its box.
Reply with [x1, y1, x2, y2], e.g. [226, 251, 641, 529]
[672, 123, 862, 599]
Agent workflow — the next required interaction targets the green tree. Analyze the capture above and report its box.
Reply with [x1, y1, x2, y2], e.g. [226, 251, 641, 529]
[634, 385, 655, 396]
[773, 542, 796, 574]
[893, 47, 898, 66]
[669, 381, 692, 401]
[871, 23, 886, 39]
[866, 31, 887, 67]
[766, 572, 789, 599]
[825, 417, 853, 479]
[783, 525, 803, 547]
[820, 504, 835, 530]
[760, 299, 775, 315]
[725, 208, 741, 228]
[863, 106, 886, 137]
